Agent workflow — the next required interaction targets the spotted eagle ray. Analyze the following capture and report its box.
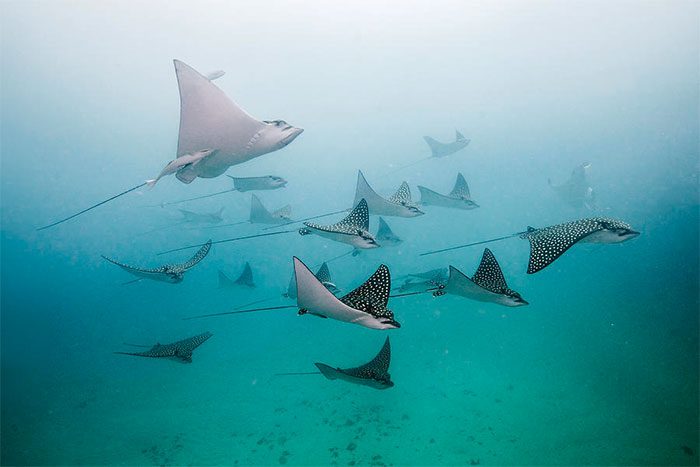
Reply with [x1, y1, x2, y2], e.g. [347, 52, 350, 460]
[299, 199, 380, 249]
[418, 173, 479, 210]
[425, 130, 471, 158]
[397, 267, 448, 293]
[249, 194, 292, 224]
[229, 175, 288, 191]
[102, 240, 212, 283]
[294, 257, 400, 329]
[157, 199, 375, 256]
[420, 217, 639, 274]
[115, 332, 212, 363]
[37, 59, 302, 230]
[436, 248, 528, 306]
[157, 174, 289, 207]
[354, 170, 424, 217]
[404, 267, 449, 281]
[276, 337, 393, 390]
[179, 208, 225, 224]
[389, 130, 471, 174]
[195, 194, 291, 231]
[548, 162, 596, 210]
[316, 336, 393, 389]
[376, 217, 403, 246]
[183, 256, 400, 330]
[218, 262, 255, 288]
[285, 261, 339, 299]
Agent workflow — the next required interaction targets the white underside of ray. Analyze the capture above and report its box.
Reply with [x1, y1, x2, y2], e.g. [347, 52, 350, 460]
[418, 186, 469, 209]
[353, 172, 413, 217]
[105, 258, 173, 282]
[175, 60, 266, 179]
[294, 257, 393, 330]
[445, 266, 508, 305]
[303, 227, 371, 249]
[118, 265, 169, 281]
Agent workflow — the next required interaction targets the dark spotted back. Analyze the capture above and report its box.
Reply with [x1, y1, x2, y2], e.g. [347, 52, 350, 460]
[521, 218, 627, 274]
[449, 172, 471, 199]
[342, 336, 391, 380]
[376, 217, 399, 240]
[340, 265, 392, 318]
[116, 332, 213, 363]
[179, 240, 212, 270]
[472, 248, 508, 293]
[304, 199, 369, 235]
[315, 262, 332, 285]
[388, 182, 412, 205]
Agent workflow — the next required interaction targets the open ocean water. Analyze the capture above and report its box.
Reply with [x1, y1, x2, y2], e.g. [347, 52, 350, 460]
[1, 1, 698, 466]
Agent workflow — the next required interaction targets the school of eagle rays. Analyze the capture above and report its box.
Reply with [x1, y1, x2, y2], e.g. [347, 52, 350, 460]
[39, 59, 639, 389]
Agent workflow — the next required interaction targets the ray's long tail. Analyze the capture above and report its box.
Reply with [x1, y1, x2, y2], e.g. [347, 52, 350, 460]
[37, 182, 147, 231]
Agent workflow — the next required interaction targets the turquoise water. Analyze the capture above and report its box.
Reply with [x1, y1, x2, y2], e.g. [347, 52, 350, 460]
[1, 2, 698, 465]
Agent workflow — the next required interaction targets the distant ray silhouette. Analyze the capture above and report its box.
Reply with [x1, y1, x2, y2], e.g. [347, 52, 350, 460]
[353, 171, 423, 218]
[218, 262, 255, 288]
[115, 332, 213, 363]
[388, 130, 470, 174]
[249, 194, 292, 224]
[103, 240, 211, 283]
[376, 217, 403, 246]
[397, 267, 448, 293]
[418, 173, 479, 210]
[285, 261, 338, 299]
[548, 162, 596, 210]
[159, 175, 288, 207]
[424, 130, 470, 158]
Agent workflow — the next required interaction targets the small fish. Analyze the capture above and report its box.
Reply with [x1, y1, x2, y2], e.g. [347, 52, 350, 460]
[146, 149, 218, 187]
[115, 332, 212, 363]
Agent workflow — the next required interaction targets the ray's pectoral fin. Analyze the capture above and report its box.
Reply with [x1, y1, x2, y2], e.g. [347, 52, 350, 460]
[315, 363, 340, 380]
[176, 166, 199, 184]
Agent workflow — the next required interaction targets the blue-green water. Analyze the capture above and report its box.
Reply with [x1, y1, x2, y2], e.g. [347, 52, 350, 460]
[1, 2, 698, 465]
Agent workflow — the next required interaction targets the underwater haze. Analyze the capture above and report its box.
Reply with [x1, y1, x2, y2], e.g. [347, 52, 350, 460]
[1, 1, 699, 465]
